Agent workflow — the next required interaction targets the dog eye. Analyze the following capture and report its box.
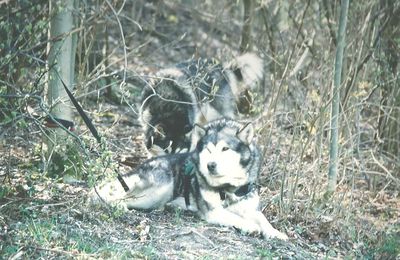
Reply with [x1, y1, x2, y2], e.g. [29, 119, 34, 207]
[222, 147, 230, 152]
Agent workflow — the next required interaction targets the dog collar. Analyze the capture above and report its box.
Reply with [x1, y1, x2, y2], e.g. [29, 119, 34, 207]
[219, 182, 255, 200]
[234, 183, 254, 197]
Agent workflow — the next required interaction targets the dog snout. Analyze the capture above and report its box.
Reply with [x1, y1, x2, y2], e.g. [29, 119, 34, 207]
[207, 162, 217, 173]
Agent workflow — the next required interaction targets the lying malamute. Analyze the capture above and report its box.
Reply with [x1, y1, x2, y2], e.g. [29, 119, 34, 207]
[139, 53, 263, 156]
[92, 119, 287, 240]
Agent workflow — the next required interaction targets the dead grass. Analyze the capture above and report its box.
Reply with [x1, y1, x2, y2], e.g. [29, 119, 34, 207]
[1, 1, 399, 259]
[1, 102, 399, 259]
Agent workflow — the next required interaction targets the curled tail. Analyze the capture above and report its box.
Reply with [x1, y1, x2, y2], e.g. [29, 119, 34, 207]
[225, 53, 264, 114]
[225, 53, 264, 95]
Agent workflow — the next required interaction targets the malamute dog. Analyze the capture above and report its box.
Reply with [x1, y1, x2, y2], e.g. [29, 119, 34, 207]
[140, 54, 263, 156]
[92, 119, 287, 240]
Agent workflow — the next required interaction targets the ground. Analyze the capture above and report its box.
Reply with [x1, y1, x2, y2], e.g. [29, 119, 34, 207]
[1, 100, 399, 259]
[1, 1, 399, 258]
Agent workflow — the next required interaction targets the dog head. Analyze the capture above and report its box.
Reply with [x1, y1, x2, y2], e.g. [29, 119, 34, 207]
[195, 119, 260, 189]
[145, 123, 193, 156]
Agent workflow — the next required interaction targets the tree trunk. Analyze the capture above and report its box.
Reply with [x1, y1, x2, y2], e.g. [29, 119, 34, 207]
[239, 0, 252, 53]
[377, 0, 400, 159]
[46, 0, 77, 176]
[327, 0, 349, 194]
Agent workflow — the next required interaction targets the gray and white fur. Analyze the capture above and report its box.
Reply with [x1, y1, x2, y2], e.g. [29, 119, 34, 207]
[92, 119, 287, 240]
[139, 53, 263, 157]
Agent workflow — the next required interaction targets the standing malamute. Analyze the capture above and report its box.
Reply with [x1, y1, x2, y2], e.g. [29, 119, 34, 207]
[140, 54, 263, 156]
[92, 119, 287, 240]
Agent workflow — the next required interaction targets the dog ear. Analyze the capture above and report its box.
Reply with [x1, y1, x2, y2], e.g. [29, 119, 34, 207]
[237, 122, 254, 144]
[193, 124, 206, 138]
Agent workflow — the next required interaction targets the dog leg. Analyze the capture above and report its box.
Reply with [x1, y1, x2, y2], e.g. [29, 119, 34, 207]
[123, 182, 174, 210]
[204, 207, 265, 235]
[204, 207, 288, 240]
[251, 211, 288, 240]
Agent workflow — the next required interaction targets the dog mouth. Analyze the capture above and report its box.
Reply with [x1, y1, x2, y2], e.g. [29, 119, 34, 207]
[205, 167, 246, 181]
[206, 173, 246, 183]
[207, 174, 243, 180]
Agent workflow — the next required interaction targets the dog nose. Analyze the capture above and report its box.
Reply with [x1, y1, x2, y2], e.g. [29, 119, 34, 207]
[207, 162, 217, 173]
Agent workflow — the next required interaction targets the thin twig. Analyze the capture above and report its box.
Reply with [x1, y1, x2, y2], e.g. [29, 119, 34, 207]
[370, 151, 400, 186]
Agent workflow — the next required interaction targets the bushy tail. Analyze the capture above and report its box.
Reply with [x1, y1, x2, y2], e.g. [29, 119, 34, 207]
[224, 53, 263, 114]
[225, 53, 264, 95]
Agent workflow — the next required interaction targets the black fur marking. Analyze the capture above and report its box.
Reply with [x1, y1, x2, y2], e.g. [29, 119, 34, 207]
[238, 142, 252, 166]
[233, 68, 243, 81]
[141, 79, 194, 153]
[183, 158, 197, 206]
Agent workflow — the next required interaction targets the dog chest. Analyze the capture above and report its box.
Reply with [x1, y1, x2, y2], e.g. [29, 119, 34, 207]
[199, 188, 222, 209]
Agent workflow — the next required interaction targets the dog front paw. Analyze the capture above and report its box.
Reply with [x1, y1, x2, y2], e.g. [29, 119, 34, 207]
[233, 221, 265, 236]
[261, 227, 288, 240]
